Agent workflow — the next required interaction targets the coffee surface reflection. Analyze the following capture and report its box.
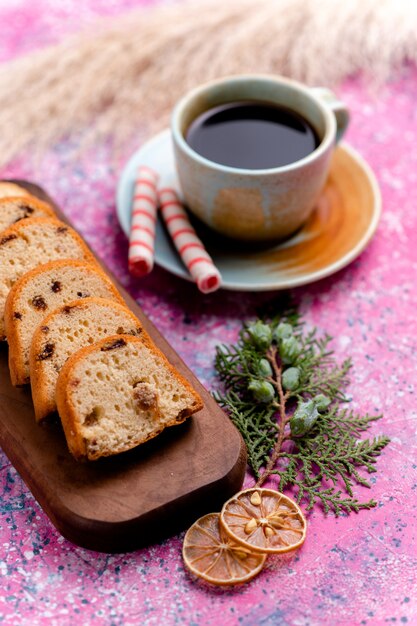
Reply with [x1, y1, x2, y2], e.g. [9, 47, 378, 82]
[185, 101, 319, 170]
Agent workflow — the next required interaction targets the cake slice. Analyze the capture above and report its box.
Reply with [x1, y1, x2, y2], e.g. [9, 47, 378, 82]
[29, 297, 144, 422]
[5, 260, 125, 386]
[56, 334, 203, 461]
[0, 196, 55, 232]
[0, 217, 95, 340]
[0, 182, 32, 199]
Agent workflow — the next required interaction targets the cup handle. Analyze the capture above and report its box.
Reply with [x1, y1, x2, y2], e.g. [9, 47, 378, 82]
[310, 87, 349, 143]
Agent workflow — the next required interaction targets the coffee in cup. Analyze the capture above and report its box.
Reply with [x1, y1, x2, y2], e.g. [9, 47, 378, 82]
[185, 101, 320, 170]
[171, 75, 349, 242]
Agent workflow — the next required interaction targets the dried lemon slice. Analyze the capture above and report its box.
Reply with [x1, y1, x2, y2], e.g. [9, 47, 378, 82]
[183, 512, 266, 585]
[220, 488, 307, 554]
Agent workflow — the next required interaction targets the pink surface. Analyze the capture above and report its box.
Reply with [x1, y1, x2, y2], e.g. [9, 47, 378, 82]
[0, 2, 416, 625]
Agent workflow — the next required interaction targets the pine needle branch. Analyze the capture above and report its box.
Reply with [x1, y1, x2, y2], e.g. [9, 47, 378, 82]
[213, 309, 390, 515]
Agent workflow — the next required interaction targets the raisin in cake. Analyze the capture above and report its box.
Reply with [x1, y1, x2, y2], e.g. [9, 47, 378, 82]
[56, 334, 203, 461]
[0, 196, 55, 232]
[29, 297, 144, 422]
[5, 260, 125, 385]
[0, 218, 95, 339]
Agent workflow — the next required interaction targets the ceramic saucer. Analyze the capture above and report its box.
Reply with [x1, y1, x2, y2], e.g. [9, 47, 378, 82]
[117, 129, 381, 291]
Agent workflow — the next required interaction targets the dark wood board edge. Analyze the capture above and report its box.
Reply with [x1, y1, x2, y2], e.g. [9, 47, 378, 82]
[0, 179, 247, 552]
[51, 446, 247, 553]
[0, 409, 247, 552]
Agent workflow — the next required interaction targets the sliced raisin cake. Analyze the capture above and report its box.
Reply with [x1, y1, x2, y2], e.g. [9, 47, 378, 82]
[29, 297, 145, 422]
[56, 334, 203, 461]
[5, 260, 124, 385]
[0, 217, 95, 340]
[0, 196, 55, 232]
[0, 182, 32, 199]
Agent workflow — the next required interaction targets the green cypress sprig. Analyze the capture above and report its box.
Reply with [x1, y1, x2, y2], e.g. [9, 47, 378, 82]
[213, 310, 389, 515]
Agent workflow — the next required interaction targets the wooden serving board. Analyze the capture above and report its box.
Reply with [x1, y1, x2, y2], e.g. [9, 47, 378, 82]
[0, 180, 246, 553]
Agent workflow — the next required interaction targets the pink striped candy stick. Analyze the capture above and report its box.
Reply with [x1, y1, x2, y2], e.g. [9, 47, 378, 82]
[158, 188, 222, 294]
[128, 166, 159, 277]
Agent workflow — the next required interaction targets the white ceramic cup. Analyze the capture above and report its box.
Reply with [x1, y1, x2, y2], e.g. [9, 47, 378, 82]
[171, 75, 349, 242]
